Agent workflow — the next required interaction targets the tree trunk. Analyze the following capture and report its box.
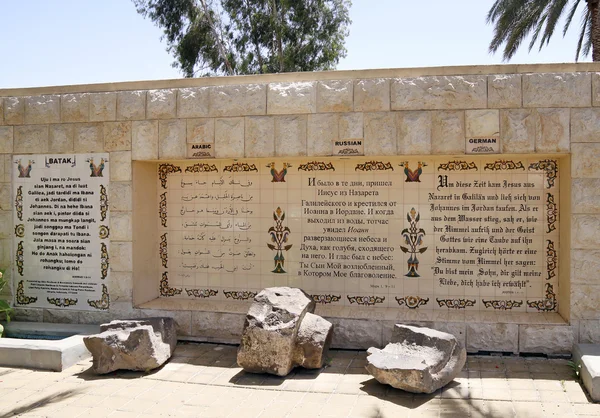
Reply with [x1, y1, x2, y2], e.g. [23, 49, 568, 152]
[590, 0, 600, 61]
[269, 0, 284, 72]
[244, 0, 264, 73]
[198, 0, 235, 74]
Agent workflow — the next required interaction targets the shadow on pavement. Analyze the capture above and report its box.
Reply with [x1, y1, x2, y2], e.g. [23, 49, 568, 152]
[1, 389, 83, 418]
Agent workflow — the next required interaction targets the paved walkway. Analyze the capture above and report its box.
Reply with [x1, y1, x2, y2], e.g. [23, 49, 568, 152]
[0, 342, 598, 418]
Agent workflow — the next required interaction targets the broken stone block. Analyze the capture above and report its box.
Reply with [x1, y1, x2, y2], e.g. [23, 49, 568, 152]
[237, 287, 313, 376]
[366, 324, 466, 393]
[84, 317, 176, 374]
[237, 287, 333, 376]
[294, 312, 333, 369]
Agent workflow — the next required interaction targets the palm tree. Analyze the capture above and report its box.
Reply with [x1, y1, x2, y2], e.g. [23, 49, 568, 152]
[487, 0, 600, 62]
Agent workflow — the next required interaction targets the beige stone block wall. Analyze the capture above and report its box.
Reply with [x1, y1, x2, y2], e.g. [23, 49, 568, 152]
[466, 323, 519, 353]
[0, 105, 13, 299]
[308, 114, 338, 156]
[466, 109, 499, 137]
[518, 325, 575, 354]
[191, 312, 245, 343]
[1, 63, 598, 352]
[488, 74, 522, 108]
[109, 182, 132, 212]
[524, 73, 591, 108]
[211, 84, 266, 117]
[25, 95, 60, 124]
[354, 79, 390, 112]
[0, 184, 10, 211]
[268, 82, 316, 114]
[74, 123, 103, 152]
[363, 112, 397, 155]
[275, 115, 307, 156]
[339, 113, 363, 141]
[132, 121, 158, 160]
[0, 127, 13, 153]
[500, 109, 535, 153]
[158, 119, 186, 159]
[215, 117, 244, 158]
[245, 116, 274, 157]
[14, 125, 48, 153]
[61, 93, 89, 123]
[147, 89, 177, 120]
[48, 124, 74, 153]
[431, 111, 464, 154]
[0, 178, 11, 302]
[109, 151, 132, 181]
[396, 111, 431, 155]
[392, 76, 487, 110]
[317, 80, 353, 113]
[104, 121, 132, 151]
[3, 97, 24, 125]
[177, 87, 210, 118]
[117, 91, 146, 120]
[0, 92, 140, 313]
[90, 92, 116, 122]
[186, 118, 214, 144]
[571, 77, 600, 325]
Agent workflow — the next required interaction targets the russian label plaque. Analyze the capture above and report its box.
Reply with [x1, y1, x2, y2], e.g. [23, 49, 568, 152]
[333, 140, 364, 156]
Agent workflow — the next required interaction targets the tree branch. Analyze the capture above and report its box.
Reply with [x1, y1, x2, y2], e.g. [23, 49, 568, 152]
[197, 0, 235, 74]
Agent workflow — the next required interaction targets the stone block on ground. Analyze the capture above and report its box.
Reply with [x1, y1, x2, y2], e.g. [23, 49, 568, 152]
[365, 324, 466, 394]
[237, 287, 333, 376]
[294, 312, 333, 369]
[83, 317, 176, 374]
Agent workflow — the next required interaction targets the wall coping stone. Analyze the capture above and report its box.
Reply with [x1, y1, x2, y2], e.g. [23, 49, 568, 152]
[2, 63, 600, 96]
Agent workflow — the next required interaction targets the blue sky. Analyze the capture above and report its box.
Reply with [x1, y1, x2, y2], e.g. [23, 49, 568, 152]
[0, 0, 591, 88]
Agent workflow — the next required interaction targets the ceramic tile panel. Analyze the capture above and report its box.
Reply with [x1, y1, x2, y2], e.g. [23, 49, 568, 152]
[11, 153, 110, 311]
[156, 156, 560, 312]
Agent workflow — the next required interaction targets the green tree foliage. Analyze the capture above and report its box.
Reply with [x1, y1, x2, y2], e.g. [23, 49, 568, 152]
[133, 0, 352, 77]
[487, 0, 600, 61]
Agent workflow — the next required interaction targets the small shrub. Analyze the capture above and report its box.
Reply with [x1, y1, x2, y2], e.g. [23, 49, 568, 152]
[567, 360, 582, 380]
[0, 270, 12, 337]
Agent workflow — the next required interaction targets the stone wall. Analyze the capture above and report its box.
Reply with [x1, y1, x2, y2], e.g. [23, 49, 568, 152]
[1, 63, 599, 354]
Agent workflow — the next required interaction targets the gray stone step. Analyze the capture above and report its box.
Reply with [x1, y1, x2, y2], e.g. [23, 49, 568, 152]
[573, 343, 600, 401]
[0, 322, 99, 371]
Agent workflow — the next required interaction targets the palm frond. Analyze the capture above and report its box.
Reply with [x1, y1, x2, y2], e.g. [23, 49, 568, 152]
[563, 0, 582, 36]
[488, 0, 551, 60]
[582, 7, 593, 58]
[487, 0, 595, 61]
[488, 0, 527, 53]
[539, 0, 570, 47]
[529, 13, 548, 51]
[501, 2, 548, 60]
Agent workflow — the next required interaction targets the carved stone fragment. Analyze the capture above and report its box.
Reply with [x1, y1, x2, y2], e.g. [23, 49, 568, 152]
[366, 324, 466, 393]
[84, 318, 176, 374]
[237, 287, 333, 376]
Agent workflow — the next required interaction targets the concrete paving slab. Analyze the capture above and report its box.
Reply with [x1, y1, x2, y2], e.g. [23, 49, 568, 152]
[0, 343, 596, 417]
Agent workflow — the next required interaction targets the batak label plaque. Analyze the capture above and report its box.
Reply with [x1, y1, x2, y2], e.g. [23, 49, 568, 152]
[12, 153, 110, 311]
